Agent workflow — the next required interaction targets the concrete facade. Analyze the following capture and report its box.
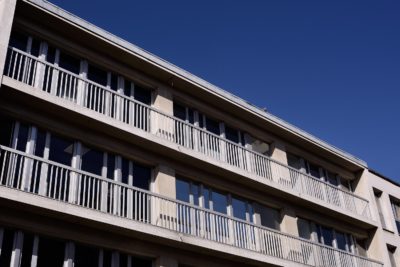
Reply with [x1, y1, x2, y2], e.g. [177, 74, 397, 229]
[0, 0, 398, 266]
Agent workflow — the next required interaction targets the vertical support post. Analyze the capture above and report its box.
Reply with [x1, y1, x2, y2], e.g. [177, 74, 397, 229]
[38, 132, 51, 196]
[30, 235, 39, 267]
[219, 122, 226, 163]
[21, 126, 37, 191]
[63, 241, 74, 267]
[10, 231, 24, 267]
[33, 42, 48, 89]
[101, 152, 109, 212]
[69, 142, 81, 204]
[77, 60, 88, 105]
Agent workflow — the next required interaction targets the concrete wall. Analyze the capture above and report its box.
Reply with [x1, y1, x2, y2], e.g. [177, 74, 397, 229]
[0, 0, 17, 84]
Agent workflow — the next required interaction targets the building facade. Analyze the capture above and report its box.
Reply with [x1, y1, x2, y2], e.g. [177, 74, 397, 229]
[0, 0, 398, 266]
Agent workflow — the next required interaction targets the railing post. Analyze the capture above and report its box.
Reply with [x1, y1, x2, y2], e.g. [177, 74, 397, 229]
[33, 42, 48, 90]
[76, 60, 88, 106]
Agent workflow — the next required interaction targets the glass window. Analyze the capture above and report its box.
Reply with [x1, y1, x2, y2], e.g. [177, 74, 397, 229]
[87, 64, 107, 86]
[258, 205, 280, 230]
[58, 51, 80, 74]
[212, 191, 227, 214]
[173, 103, 186, 121]
[124, 78, 132, 96]
[36, 236, 65, 267]
[336, 231, 349, 251]
[326, 171, 338, 186]
[30, 38, 41, 57]
[176, 178, 190, 203]
[192, 183, 200, 206]
[34, 129, 46, 157]
[81, 146, 103, 176]
[287, 153, 302, 170]
[48, 134, 73, 166]
[107, 153, 116, 179]
[0, 228, 15, 266]
[298, 218, 312, 240]
[232, 197, 247, 220]
[0, 115, 14, 147]
[121, 158, 130, 185]
[9, 31, 28, 51]
[340, 178, 352, 192]
[16, 123, 29, 152]
[20, 232, 35, 267]
[74, 243, 99, 267]
[308, 163, 320, 178]
[225, 126, 239, 144]
[132, 256, 153, 267]
[317, 226, 334, 247]
[132, 162, 151, 190]
[134, 86, 152, 105]
[205, 117, 220, 135]
[203, 187, 211, 209]
[110, 73, 118, 91]
[102, 249, 112, 267]
[46, 45, 57, 64]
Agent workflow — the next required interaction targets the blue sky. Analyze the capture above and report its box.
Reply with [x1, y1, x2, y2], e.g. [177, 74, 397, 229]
[49, 0, 400, 182]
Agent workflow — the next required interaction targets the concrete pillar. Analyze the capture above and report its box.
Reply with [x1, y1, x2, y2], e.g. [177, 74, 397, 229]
[270, 141, 291, 185]
[151, 86, 174, 137]
[153, 164, 176, 198]
[270, 141, 288, 164]
[280, 207, 299, 236]
[155, 255, 178, 267]
[0, 0, 17, 85]
[153, 86, 173, 115]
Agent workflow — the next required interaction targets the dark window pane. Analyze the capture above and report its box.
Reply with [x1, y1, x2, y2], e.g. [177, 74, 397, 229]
[81, 146, 103, 176]
[20, 232, 35, 267]
[232, 197, 247, 220]
[49, 134, 73, 166]
[335, 232, 348, 251]
[205, 117, 220, 135]
[203, 187, 210, 209]
[225, 126, 239, 143]
[134, 86, 151, 105]
[34, 129, 46, 157]
[326, 171, 338, 186]
[59, 51, 80, 74]
[46, 45, 56, 64]
[132, 256, 153, 267]
[318, 226, 334, 247]
[121, 158, 130, 185]
[107, 153, 116, 179]
[298, 219, 312, 240]
[9, 31, 28, 51]
[192, 183, 200, 206]
[120, 253, 128, 267]
[110, 73, 118, 91]
[88, 64, 107, 86]
[198, 113, 204, 128]
[37, 236, 65, 267]
[74, 243, 99, 267]
[0, 228, 15, 267]
[16, 123, 29, 152]
[212, 191, 227, 214]
[308, 163, 320, 178]
[258, 205, 280, 230]
[30, 38, 41, 57]
[103, 249, 112, 267]
[287, 153, 302, 170]
[176, 178, 190, 203]
[0, 116, 14, 147]
[132, 162, 150, 190]
[173, 103, 186, 121]
[124, 79, 132, 96]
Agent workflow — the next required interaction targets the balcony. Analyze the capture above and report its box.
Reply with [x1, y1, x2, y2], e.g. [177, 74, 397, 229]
[0, 145, 383, 267]
[3, 46, 372, 221]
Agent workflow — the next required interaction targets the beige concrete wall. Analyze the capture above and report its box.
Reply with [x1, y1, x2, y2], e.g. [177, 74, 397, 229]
[0, 0, 17, 84]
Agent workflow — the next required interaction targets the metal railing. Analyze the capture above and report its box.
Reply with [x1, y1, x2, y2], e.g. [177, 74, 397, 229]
[4, 46, 371, 220]
[0, 145, 382, 267]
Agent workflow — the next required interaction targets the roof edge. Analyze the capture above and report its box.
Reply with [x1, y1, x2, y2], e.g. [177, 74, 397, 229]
[23, 0, 368, 168]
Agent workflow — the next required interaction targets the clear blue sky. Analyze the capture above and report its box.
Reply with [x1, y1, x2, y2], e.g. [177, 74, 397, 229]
[49, 0, 400, 182]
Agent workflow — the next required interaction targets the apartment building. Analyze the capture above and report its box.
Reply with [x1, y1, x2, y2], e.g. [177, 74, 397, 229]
[0, 0, 398, 266]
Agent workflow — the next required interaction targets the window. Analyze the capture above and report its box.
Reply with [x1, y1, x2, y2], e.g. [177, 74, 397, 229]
[307, 163, 321, 179]
[134, 85, 152, 105]
[388, 245, 397, 267]
[87, 64, 108, 86]
[132, 162, 151, 190]
[36, 236, 65, 267]
[391, 198, 400, 234]
[258, 205, 280, 230]
[81, 145, 103, 176]
[9, 31, 29, 51]
[0, 228, 14, 266]
[297, 218, 312, 240]
[0, 115, 14, 147]
[212, 190, 228, 214]
[20, 232, 35, 267]
[58, 51, 80, 74]
[232, 197, 248, 221]
[374, 190, 387, 229]
[48, 134, 74, 166]
[74, 243, 99, 267]
[15, 122, 29, 152]
[287, 153, 302, 171]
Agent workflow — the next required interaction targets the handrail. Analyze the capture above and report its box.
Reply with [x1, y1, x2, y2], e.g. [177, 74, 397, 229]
[0, 145, 383, 266]
[4, 46, 372, 220]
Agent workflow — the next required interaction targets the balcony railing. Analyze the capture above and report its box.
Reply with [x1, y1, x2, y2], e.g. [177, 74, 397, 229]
[0, 145, 382, 267]
[4, 46, 371, 220]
